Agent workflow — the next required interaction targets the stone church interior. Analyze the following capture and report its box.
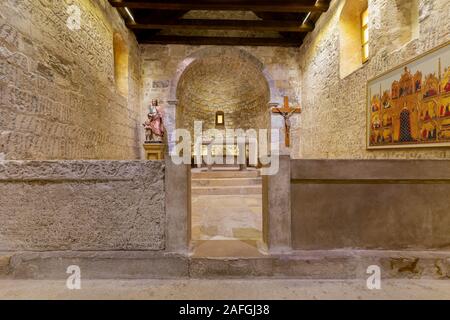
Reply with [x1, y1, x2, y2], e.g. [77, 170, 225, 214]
[0, 0, 449, 301]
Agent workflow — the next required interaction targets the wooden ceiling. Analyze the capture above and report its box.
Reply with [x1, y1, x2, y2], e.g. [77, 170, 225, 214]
[109, 0, 330, 47]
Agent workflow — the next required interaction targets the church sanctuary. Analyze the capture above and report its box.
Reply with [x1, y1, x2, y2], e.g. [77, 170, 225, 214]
[0, 0, 449, 300]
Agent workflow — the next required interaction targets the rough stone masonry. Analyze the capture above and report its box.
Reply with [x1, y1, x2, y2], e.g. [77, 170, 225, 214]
[0, 0, 142, 160]
[0, 161, 165, 251]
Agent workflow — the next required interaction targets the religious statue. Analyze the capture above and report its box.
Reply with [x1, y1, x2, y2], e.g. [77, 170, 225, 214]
[143, 99, 165, 143]
[272, 96, 302, 147]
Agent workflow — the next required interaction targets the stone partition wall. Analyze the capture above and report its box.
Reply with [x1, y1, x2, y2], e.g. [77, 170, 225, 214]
[291, 160, 450, 250]
[0, 161, 165, 251]
[0, 0, 142, 160]
[295, 0, 450, 159]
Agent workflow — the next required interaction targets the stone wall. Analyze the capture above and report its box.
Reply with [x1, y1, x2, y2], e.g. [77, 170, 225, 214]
[0, 0, 142, 160]
[0, 161, 165, 251]
[295, 0, 450, 159]
[291, 159, 450, 250]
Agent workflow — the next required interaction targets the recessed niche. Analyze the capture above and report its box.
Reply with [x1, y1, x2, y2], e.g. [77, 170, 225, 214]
[339, 0, 369, 79]
[113, 32, 129, 97]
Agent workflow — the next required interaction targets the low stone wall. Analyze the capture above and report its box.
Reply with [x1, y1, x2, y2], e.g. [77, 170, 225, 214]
[0, 161, 165, 251]
[291, 160, 450, 250]
[4, 250, 449, 280]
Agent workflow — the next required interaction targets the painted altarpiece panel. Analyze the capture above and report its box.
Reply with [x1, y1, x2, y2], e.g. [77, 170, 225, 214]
[367, 42, 450, 149]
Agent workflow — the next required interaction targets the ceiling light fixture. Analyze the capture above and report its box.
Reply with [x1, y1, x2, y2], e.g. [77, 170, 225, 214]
[303, 0, 320, 25]
[302, 12, 311, 25]
[124, 7, 135, 23]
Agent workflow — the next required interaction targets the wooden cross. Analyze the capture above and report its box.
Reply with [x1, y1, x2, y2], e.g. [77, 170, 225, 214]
[271, 96, 301, 147]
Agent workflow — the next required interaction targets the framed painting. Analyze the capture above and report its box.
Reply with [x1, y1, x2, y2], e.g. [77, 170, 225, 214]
[367, 41, 450, 149]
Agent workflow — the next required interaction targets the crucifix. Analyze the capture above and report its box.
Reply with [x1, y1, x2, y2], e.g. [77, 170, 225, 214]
[271, 96, 302, 147]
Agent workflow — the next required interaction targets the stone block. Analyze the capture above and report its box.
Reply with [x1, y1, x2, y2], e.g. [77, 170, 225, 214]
[0, 255, 11, 277]
[0, 161, 166, 251]
[291, 160, 450, 250]
[190, 258, 273, 278]
[10, 252, 188, 280]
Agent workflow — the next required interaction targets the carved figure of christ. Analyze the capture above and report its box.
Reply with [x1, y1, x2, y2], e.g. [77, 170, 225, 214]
[271, 96, 301, 147]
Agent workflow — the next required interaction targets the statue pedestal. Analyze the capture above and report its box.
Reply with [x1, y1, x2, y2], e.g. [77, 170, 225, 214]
[143, 143, 165, 160]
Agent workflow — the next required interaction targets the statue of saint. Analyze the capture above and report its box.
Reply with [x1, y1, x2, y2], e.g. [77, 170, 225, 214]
[143, 99, 165, 143]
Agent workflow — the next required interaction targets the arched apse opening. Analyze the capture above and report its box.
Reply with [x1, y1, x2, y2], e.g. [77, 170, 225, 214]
[113, 32, 129, 97]
[172, 48, 272, 255]
[175, 48, 271, 138]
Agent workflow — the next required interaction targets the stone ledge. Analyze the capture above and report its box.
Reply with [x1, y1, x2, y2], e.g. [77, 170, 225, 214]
[0, 161, 165, 181]
[291, 160, 450, 180]
[3, 250, 448, 280]
[7, 251, 189, 280]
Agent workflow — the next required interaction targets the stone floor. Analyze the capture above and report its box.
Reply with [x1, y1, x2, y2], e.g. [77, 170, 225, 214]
[191, 195, 263, 240]
[0, 279, 449, 300]
[191, 168, 262, 241]
[190, 168, 264, 257]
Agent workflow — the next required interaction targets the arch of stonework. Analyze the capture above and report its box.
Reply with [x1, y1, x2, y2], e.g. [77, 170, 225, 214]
[167, 48, 275, 253]
[168, 47, 279, 103]
[175, 49, 271, 138]
[165, 47, 278, 151]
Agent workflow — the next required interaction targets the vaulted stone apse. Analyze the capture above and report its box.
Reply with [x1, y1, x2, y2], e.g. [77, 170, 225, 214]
[176, 48, 270, 137]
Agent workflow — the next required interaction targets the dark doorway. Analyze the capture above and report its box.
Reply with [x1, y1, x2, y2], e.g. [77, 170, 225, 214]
[399, 109, 413, 142]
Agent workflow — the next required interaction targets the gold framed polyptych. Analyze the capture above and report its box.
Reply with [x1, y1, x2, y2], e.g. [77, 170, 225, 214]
[367, 42, 450, 149]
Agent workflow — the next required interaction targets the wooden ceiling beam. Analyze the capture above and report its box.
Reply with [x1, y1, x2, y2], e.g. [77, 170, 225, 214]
[110, 1, 329, 13]
[137, 35, 302, 47]
[127, 19, 313, 32]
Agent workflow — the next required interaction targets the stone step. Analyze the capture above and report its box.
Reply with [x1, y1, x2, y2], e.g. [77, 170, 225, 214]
[191, 185, 262, 195]
[191, 177, 262, 187]
[5, 250, 449, 280]
[191, 240, 267, 258]
[192, 170, 260, 179]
